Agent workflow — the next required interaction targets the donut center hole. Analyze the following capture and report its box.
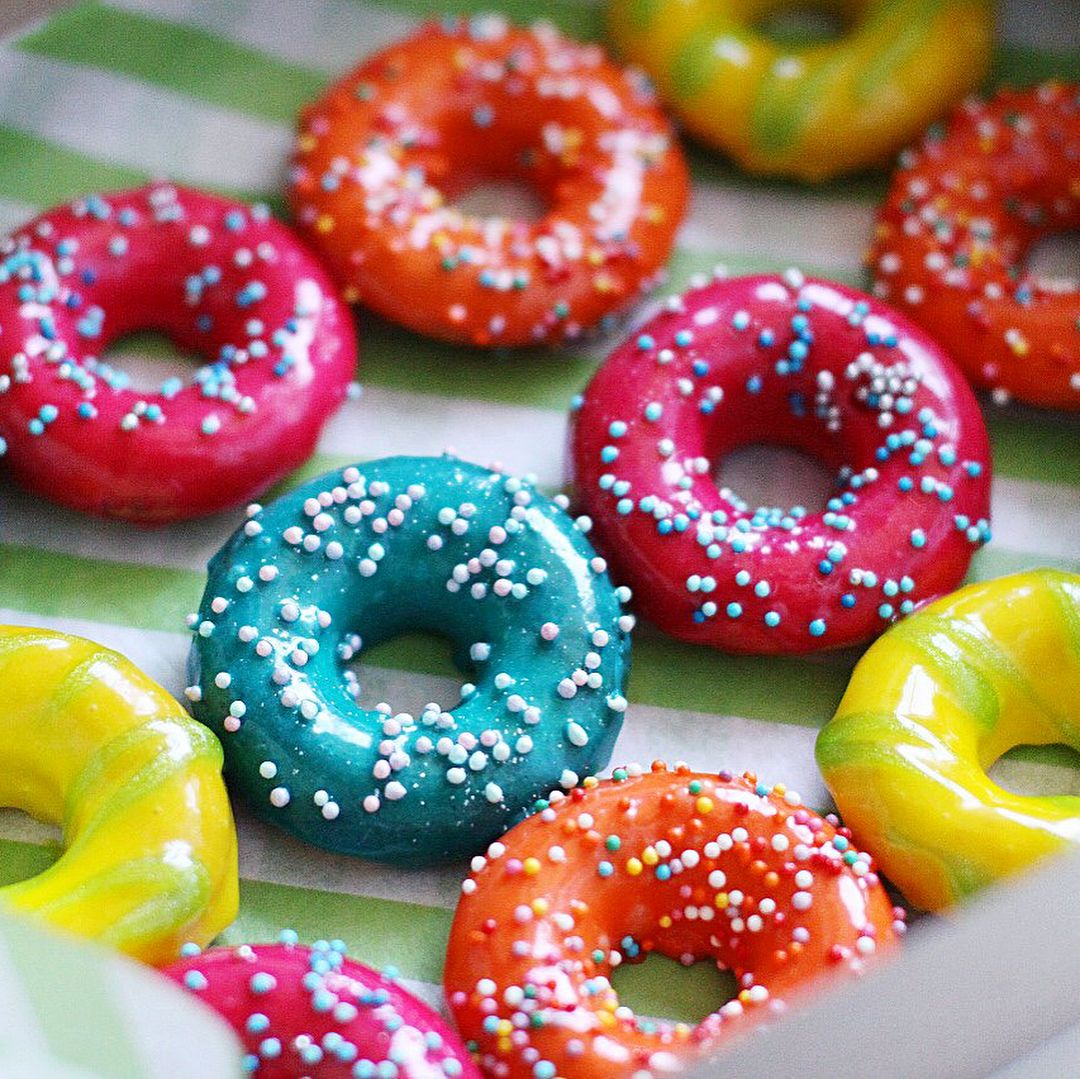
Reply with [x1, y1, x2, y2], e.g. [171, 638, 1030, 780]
[610, 954, 739, 1023]
[988, 742, 1080, 797]
[752, 2, 853, 45]
[0, 810, 60, 887]
[345, 630, 468, 717]
[1024, 231, 1080, 291]
[715, 444, 837, 517]
[452, 177, 547, 224]
[101, 331, 204, 394]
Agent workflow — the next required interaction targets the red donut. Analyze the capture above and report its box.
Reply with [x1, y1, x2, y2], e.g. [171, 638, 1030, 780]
[870, 82, 1080, 410]
[0, 185, 356, 524]
[445, 763, 905, 1078]
[288, 15, 688, 347]
[165, 936, 479, 1077]
[571, 272, 993, 654]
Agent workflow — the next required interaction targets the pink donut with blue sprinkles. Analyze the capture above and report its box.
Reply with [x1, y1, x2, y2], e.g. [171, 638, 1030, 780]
[571, 271, 993, 654]
[0, 184, 356, 524]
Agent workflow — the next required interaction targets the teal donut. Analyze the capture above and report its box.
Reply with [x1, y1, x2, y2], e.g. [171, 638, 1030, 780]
[186, 455, 633, 864]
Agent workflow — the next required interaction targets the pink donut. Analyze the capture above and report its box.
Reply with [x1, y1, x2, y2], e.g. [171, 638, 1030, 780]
[164, 936, 479, 1077]
[571, 272, 993, 654]
[0, 184, 356, 524]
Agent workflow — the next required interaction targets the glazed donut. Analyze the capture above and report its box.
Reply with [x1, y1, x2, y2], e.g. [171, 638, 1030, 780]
[571, 272, 992, 655]
[445, 762, 904, 1078]
[817, 568, 1080, 911]
[870, 82, 1080, 410]
[166, 934, 479, 1077]
[0, 184, 356, 524]
[186, 455, 632, 864]
[607, 0, 992, 181]
[288, 15, 688, 347]
[0, 625, 237, 965]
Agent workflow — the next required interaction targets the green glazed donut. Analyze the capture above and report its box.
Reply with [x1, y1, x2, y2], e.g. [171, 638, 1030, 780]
[186, 456, 633, 864]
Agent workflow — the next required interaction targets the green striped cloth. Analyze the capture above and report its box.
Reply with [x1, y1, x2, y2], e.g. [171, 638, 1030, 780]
[0, 0, 1077, 1027]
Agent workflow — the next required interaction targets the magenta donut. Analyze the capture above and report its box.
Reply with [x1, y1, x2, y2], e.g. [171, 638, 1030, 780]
[571, 272, 993, 654]
[0, 185, 356, 524]
[165, 936, 479, 1078]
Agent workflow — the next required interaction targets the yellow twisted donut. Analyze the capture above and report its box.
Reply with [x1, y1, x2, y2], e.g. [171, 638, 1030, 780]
[606, 0, 993, 180]
[817, 569, 1080, 910]
[0, 626, 238, 964]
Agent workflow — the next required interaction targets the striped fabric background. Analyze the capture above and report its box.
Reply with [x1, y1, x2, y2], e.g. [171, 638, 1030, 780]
[0, 0, 1077, 1024]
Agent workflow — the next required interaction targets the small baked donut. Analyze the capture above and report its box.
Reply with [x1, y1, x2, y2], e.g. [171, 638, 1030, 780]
[288, 15, 688, 346]
[166, 934, 479, 1077]
[571, 272, 992, 655]
[0, 625, 237, 965]
[186, 455, 632, 864]
[445, 762, 904, 1078]
[607, 0, 992, 181]
[0, 184, 356, 524]
[818, 568, 1080, 911]
[871, 82, 1080, 410]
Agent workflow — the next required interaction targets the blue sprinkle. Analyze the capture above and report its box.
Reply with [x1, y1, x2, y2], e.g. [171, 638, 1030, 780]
[808, 619, 826, 637]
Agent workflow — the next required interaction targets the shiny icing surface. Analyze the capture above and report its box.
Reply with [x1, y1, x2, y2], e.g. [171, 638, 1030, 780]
[187, 455, 632, 864]
[289, 15, 688, 346]
[0, 625, 238, 965]
[166, 936, 479, 1077]
[871, 82, 1080, 410]
[0, 184, 356, 524]
[817, 568, 1080, 911]
[607, 0, 992, 181]
[445, 763, 903, 1078]
[572, 272, 992, 654]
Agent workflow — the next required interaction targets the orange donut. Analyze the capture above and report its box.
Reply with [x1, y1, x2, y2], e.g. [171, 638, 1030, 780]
[445, 763, 903, 1077]
[870, 82, 1080, 410]
[288, 16, 688, 347]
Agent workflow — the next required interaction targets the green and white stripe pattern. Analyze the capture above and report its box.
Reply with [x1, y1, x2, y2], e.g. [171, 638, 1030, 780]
[0, 0, 1077, 1025]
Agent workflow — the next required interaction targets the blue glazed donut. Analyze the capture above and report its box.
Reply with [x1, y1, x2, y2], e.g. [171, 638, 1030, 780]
[186, 455, 633, 864]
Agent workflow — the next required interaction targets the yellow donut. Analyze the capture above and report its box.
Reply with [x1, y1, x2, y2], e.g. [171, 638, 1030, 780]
[0, 626, 238, 964]
[816, 569, 1080, 911]
[606, 0, 994, 180]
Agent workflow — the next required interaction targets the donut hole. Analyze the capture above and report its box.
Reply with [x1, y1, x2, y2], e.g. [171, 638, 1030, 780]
[715, 443, 837, 517]
[1024, 230, 1080, 291]
[102, 330, 204, 393]
[610, 953, 739, 1023]
[751, 1, 855, 46]
[0, 810, 59, 886]
[452, 177, 547, 225]
[988, 742, 1080, 798]
[344, 630, 468, 717]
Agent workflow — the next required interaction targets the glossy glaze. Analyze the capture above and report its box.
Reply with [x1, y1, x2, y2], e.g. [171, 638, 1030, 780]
[0, 626, 238, 965]
[445, 763, 903, 1078]
[871, 82, 1080, 410]
[607, 0, 992, 181]
[288, 16, 688, 346]
[572, 273, 992, 654]
[0, 185, 357, 524]
[166, 938, 479, 1077]
[187, 455, 633, 864]
[817, 569, 1080, 910]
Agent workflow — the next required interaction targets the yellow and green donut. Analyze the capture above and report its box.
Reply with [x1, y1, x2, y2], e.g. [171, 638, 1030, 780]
[817, 569, 1080, 910]
[0, 626, 238, 964]
[607, 0, 994, 180]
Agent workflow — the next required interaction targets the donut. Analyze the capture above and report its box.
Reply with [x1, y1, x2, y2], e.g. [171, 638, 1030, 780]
[571, 271, 992, 655]
[817, 568, 1080, 911]
[186, 455, 633, 864]
[166, 934, 479, 1077]
[0, 625, 237, 965]
[0, 184, 356, 524]
[606, 0, 992, 181]
[445, 762, 905, 1078]
[288, 15, 688, 347]
[870, 82, 1080, 410]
